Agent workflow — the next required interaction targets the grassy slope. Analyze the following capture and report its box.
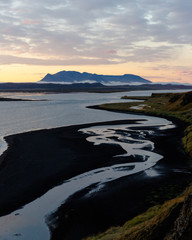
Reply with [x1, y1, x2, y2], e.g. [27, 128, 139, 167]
[98, 92, 192, 158]
[84, 91, 192, 240]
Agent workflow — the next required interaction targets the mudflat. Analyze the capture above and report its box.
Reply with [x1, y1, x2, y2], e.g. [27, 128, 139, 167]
[0, 119, 138, 216]
[0, 118, 190, 240]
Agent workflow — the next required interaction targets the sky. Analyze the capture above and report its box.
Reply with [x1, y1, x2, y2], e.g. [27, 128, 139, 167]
[0, 0, 192, 83]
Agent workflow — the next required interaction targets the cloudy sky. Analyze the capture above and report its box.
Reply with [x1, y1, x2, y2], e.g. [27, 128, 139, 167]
[0, 0, 192, 83]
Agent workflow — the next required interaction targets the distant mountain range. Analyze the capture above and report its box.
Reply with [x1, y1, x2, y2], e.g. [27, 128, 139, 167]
[39, 70, 151, 85]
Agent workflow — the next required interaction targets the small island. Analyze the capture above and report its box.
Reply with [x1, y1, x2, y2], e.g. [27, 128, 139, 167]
[0, 97, 45, 101]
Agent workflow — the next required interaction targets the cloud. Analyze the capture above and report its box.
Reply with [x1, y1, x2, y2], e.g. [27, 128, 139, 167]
[178, 70, 192, 76]
[143, 76, 165, 79]
[0, 55, 120, 66]
[0, 0, 191, 66]
[23, 20, 41, 25]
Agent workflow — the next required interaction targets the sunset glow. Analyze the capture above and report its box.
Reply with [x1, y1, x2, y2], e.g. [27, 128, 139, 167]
[0, 0, 192, 83]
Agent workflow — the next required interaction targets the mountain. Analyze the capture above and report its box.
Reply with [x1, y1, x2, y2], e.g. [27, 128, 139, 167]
[39, 70, 151, 85]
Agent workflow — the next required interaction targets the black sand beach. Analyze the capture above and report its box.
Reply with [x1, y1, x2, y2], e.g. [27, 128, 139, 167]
[0, 118, 191, 240]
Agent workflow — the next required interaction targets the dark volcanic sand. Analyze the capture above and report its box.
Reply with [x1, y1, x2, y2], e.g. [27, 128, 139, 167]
[0, 118, 191, 240]
[0, 119, 139, 216]
[48, 120, 192, 240]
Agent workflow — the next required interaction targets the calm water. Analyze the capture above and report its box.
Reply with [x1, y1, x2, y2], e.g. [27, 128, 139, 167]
[0, 89, 188, 137]
[0, 89, 189, 240]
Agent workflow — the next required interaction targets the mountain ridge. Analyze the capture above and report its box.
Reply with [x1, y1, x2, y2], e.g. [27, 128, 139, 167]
[40, 70, 151, 85]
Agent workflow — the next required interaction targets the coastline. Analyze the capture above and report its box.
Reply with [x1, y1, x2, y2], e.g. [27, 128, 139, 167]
[0, 115, 191, 240]
[87, 104, 189, 130]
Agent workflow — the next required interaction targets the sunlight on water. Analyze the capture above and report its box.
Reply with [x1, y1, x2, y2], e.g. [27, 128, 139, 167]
[145, 168, 159, 177]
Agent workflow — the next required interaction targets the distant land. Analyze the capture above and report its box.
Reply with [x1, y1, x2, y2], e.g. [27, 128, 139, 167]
[0, 82, 191, 93]
[0, 70, 191, 93]
[39, 70, 151, 85]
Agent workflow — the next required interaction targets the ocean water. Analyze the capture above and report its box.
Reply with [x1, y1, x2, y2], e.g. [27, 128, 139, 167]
[0, 89, 189, 240]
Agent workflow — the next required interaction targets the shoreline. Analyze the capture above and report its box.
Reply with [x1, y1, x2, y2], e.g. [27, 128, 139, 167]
[88, 105, 191, 161]
[87, 104, 189, 129]
[0, 114, 191, 239]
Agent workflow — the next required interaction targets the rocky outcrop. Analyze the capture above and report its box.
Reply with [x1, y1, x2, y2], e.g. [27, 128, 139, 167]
[164, 194, 192, 240]
[168, 91, 192, 109]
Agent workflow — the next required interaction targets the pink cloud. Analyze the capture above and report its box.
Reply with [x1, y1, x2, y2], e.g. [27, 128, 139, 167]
[143, 76, 165, 79]
[178, 70, 192, 76]
[151, 67, 160, 71]
[106, 49, 117, 54]
[24, 20, 40, 25]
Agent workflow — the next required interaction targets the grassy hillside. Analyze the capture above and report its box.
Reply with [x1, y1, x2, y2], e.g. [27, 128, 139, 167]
[98, 91, 192, 158]
[84, 91, 192, 240]
[85, 187, 192, 240]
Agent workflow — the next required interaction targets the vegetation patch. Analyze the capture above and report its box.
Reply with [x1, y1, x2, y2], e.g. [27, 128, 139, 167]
[99, 91, 192, 158]
[84, 194, 188, 240]
[121, 96, 149, 100]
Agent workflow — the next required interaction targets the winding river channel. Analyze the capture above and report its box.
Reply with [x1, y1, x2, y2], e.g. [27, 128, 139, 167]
[0, 90, 187, 239]
[0, 119, 175, 239]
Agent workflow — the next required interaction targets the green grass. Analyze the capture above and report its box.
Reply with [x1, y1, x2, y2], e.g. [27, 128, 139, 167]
[121, 96, 150, 100]
[99, 91, 192, 158]
[84, 195, 186, 240]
